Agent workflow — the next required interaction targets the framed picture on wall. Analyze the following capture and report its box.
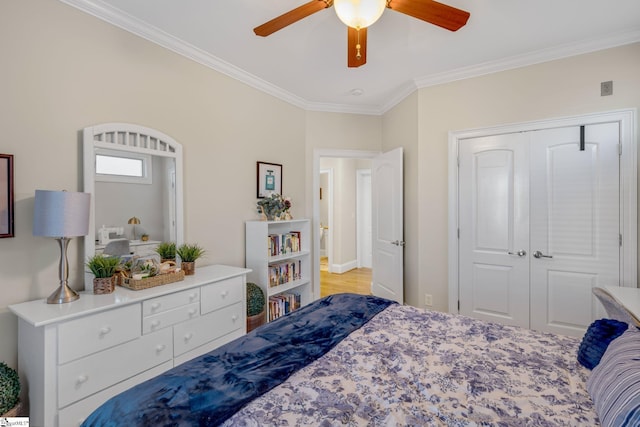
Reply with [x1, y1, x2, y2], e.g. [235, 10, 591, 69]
[0, 154, 14, 238]
[257, 161, 282, 198]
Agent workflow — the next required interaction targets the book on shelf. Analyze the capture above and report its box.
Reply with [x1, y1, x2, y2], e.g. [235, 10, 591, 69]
[268, 259, 302, 287]
[268, 292, 301, 321]
[267, 231, 302, 257]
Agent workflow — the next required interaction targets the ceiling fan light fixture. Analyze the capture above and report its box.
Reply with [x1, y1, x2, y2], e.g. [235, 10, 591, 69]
[334, 0, 386, 29]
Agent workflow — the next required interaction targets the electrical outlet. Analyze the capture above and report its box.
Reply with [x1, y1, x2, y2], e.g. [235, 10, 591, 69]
[601, 80, 613, 96]
[425, 294, 433, 307]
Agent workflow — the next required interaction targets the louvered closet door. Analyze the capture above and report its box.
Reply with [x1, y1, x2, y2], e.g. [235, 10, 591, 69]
[458, 133, 530, 328]
[529, 124, 620, 336]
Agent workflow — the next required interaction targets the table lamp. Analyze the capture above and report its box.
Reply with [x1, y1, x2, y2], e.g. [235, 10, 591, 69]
[33, 190, 91, 304]
[128, 216, 140, 240]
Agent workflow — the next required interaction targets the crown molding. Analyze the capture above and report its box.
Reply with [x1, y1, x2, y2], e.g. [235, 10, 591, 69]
[58, 1, 640, 116]
[414, 29, 640, 89]
[58, 0, 310, 109]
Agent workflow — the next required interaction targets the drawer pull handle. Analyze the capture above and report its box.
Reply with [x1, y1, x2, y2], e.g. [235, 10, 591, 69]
[77, 374, 89, 384]
[189, 293, 198, 301]
[151, 320, 161, 329]
[151, 303, 161, 311]
[188, 308, 197, 316]
[231, 315, 238, 321]
[156, 344, 166, 353]
[221, 290, 229, 297]
[99, 326, 111, 336]
[184, 333, 193, 341]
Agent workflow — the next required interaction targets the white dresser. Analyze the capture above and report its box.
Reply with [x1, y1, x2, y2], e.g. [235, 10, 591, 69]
[9, 264, 249, 427]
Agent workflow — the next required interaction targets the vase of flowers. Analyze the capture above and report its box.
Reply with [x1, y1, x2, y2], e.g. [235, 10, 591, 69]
[257, 193, 291, 221]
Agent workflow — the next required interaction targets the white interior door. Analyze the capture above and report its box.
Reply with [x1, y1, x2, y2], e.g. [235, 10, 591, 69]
[371, 148, 404, 303]
[529, 124, 620, 336]
[458, 133, 530, 327]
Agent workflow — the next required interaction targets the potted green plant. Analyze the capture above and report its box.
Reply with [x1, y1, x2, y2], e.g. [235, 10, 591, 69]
[246, 282, 266, 332]
[0, 362, 20, 417]
[155, 242, 177, 262]
[176, 243, 205, 275]
[86, 255, 120, 294]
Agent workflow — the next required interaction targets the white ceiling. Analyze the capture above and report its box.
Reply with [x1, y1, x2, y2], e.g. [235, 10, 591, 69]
[63, 0, 640, 115]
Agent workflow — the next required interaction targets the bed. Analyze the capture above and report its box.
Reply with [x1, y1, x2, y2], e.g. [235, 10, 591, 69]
[81, 292, 640, 426]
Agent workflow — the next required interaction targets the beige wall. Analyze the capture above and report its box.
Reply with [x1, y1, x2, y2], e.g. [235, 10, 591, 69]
[388, 43, 640, 312]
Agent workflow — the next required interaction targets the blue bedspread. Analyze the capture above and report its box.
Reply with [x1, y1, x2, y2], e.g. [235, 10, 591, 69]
[82, 293, 394, 427]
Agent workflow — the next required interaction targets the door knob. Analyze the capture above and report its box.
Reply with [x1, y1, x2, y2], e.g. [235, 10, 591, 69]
[533, 250, 553, 259]
[507, 250, 527, 257]
[391, 240, 406, 247]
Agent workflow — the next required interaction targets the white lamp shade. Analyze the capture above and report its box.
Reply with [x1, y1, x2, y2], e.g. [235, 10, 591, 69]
[33, 190, 91, 238]
[334, 0, 386, 29]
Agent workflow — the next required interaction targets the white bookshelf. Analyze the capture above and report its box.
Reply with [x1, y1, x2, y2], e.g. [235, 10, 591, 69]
[245, 219, 312, 321]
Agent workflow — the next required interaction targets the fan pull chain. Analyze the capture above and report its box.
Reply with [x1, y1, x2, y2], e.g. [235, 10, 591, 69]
[356, 27, 362, 60]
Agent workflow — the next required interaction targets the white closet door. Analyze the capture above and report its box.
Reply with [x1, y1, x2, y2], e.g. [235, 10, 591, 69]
[458, 133, 530, 327]
[529, 123, 620, 336]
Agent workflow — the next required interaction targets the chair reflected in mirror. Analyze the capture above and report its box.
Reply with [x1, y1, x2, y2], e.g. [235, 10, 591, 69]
[103, 239, 130, 257]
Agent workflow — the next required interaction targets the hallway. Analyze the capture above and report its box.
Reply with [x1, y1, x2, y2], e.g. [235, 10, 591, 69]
[320, 257, 372, 298]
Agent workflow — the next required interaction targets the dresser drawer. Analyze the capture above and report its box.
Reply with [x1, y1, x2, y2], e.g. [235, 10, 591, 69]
[143, 302, 199, 334]
[143, 288, 200, 316]
[58, 304, 141, 364]
[58, 361, 172, 427]
[58, 328, 172, 408]
[174, 302, 243, 356]
[200, 277, 243, 315]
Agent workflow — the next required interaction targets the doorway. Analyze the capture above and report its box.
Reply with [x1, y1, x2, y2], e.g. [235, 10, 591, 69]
[449, 110, 637, 337]
[318, 157, 372, 297]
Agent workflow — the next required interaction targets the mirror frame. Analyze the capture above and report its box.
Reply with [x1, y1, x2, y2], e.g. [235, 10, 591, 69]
[83, 123, 184, 291]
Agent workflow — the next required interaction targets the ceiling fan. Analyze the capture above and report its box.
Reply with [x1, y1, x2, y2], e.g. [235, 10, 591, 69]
[253, 0, 470, 68]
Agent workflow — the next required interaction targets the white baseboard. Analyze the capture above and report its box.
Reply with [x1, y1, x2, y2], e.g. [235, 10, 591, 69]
[331, 260, 358, 274]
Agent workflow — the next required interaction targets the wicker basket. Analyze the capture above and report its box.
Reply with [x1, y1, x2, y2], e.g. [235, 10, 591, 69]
[121, 270, 185, 291]
[2, 401, 23, 417]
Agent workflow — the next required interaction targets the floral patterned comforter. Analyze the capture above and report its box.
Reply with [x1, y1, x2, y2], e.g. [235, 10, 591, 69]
[224, 304, 597, 426]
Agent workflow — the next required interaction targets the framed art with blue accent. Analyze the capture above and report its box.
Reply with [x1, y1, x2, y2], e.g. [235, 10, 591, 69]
[257, 161, 282, 198]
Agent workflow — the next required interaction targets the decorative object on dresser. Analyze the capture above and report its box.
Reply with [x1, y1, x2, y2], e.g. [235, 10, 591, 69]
[0, 154, 14, 238]
[246, 219, 311, 322]
[127, 216, 141, 240]
[8, 264, 249, 427]
[256, 161, 282, 198]
[85, 255, 120, 294]
[246, 282, 266, 332]
[176, 243, 205, 275]
[155, 241, 177, 262]
[33, 189, 91, 304]
[0, 362, 20, 417]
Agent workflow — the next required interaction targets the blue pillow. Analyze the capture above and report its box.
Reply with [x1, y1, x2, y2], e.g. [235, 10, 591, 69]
[587, 326, 640, 427]
[577, 318, 628, 369]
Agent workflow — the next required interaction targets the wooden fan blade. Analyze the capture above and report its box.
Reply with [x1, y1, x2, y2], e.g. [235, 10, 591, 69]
[254, 0, 332, 37]
[347, 27, 367, 68]
[388, 0, 470, 31]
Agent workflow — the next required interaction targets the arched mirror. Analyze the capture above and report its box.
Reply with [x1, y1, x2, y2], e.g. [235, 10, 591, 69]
[83, 123, 184, 291]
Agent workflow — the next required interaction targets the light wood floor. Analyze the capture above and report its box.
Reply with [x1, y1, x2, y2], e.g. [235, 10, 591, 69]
[320, 257, 372, 298]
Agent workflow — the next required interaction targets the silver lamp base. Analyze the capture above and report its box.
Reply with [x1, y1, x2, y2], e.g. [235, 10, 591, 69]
[47, 283, 79, 304]
[47, 237, 80, 304]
